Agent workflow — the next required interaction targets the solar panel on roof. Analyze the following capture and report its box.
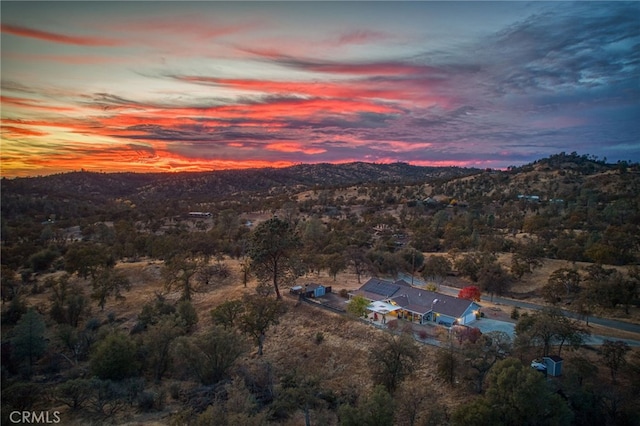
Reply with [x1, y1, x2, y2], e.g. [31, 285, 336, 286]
[367, 281, 400, 297]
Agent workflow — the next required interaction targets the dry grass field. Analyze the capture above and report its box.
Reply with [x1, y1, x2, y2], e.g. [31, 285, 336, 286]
[15, 251, 639, 425]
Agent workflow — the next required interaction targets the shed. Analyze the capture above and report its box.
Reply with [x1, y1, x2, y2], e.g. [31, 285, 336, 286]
[303, 284, 326, 298]
[543, 356, 563, 377]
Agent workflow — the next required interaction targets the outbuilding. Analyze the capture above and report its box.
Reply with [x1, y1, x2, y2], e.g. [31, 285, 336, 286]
[302, 283, 330, 298]
[543, 355, 563, 377]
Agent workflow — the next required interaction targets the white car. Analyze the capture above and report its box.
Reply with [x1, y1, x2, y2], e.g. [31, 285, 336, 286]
[530, 360, 547, 371]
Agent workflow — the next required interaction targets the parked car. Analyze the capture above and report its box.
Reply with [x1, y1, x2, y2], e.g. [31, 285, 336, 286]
[530, 359, 547, 371]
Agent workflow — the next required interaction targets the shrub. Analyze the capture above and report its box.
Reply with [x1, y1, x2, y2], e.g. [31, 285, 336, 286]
[90, 332, 140, 380]
[137, 389, 166, 413]
[169, 382, 182, 400]
[56, 379, 93, 410]
[315, 332, 325, 344]
[177, 300, 199, 332]
[511, 307, 520, 320]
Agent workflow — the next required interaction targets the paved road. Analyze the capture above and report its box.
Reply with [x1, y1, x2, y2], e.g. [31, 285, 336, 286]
[474, 318, 640, 347]
[397, 273, 640, 335]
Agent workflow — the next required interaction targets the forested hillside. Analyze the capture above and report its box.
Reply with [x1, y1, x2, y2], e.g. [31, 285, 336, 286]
[2, 152, 639, 425]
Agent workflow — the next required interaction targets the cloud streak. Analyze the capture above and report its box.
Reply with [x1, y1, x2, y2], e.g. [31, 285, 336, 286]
[1, 23, 124, 46]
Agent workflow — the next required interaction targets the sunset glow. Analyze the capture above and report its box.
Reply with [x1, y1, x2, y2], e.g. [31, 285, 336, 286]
[1, 2, 638, 177]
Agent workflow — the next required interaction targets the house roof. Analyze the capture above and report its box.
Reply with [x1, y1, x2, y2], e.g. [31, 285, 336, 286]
[354, 278, 480, 319]
[350, 278, 411, 300]
[543, 355, 563, 363]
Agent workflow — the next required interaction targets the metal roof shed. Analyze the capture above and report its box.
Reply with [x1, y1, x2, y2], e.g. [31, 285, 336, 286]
[543, 356, 563, 377]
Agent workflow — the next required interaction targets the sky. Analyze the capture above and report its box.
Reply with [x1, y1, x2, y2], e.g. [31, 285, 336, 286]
[1, 1, 639, 177]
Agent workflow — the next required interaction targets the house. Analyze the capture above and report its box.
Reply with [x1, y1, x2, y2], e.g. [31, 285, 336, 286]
[188, 211, 212, 218]
[350, 278, 480, 326]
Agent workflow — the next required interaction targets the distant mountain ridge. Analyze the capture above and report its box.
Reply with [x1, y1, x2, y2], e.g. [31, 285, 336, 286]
[1, 162, 478, 202]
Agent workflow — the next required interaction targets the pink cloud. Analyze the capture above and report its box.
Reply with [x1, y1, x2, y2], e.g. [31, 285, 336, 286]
[334, 30, 391, 46]
[0, 23, 124, 46]
[5, 52, 131, 65]
[116, 15, 260, 39]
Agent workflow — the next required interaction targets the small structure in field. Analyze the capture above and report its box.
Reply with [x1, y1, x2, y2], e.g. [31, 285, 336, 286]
[292, 283, 331, 298]
[543, 355, 563, 377]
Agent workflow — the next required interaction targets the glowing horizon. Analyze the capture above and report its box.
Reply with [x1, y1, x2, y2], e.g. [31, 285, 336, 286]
[2, 2, 639, 177]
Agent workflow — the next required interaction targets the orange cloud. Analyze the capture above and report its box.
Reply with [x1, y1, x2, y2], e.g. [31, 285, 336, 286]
[1, 95, 76, 112]
[265, 142, 326, 155]
[176, 75, 437, 106]
[1, 125, 48, 138]
[1, 139, 297, 177]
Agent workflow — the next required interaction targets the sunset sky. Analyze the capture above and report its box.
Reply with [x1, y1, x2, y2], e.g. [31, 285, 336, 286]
[1, 1, 639, 177]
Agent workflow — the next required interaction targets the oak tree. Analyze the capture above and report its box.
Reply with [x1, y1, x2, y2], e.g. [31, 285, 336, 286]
[240, 294, 286, 355]
[249, 217, 302, 299]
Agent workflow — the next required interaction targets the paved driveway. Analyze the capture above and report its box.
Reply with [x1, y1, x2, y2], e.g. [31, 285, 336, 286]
[474, 318, 516, 337]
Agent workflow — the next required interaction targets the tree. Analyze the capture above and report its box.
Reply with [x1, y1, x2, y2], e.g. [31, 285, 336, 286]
[143, 316, 185, 381]
[398, 247, 424, 278]
[47, 274, 88, 327]
[90, 332, 139, 381]
[510, 240, 544, 279]
[600, 340, 630, 384]
[91, 267, 131, 311]
[435, 345, 459, 385]
[582, 264, 627, 312]
[211, 299, 245, 329]
[240, 294, 286, 355]
[162, 254, 206, 301]
[273, 369, 327, 426]
[542, 267, 581, 305]
[324, 252, 346, 281]
[422, 255, 451, 282]
[370, 334, 420, 393]
[339, 385, 395, 426]
[176, 300, 199, 332]
[462, 331, 512, 393]
[249, 217, 302, 299]
[515, 308, 588, 357]
[64, 242, 113, 279]
[172, 326, 245, 385]
[345, 245, 372, 284]
[457, 285, 481, 302]
[55, 379, 93, 411]
[10, 308, 47, 377]
[347, 295, 370, 318]
[452, 358, 573, 426]
[453, 326, 482, 345]
[477, 261, 511, 300]
[1, 265, 20, 302]
[394, 380, 446, 426]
